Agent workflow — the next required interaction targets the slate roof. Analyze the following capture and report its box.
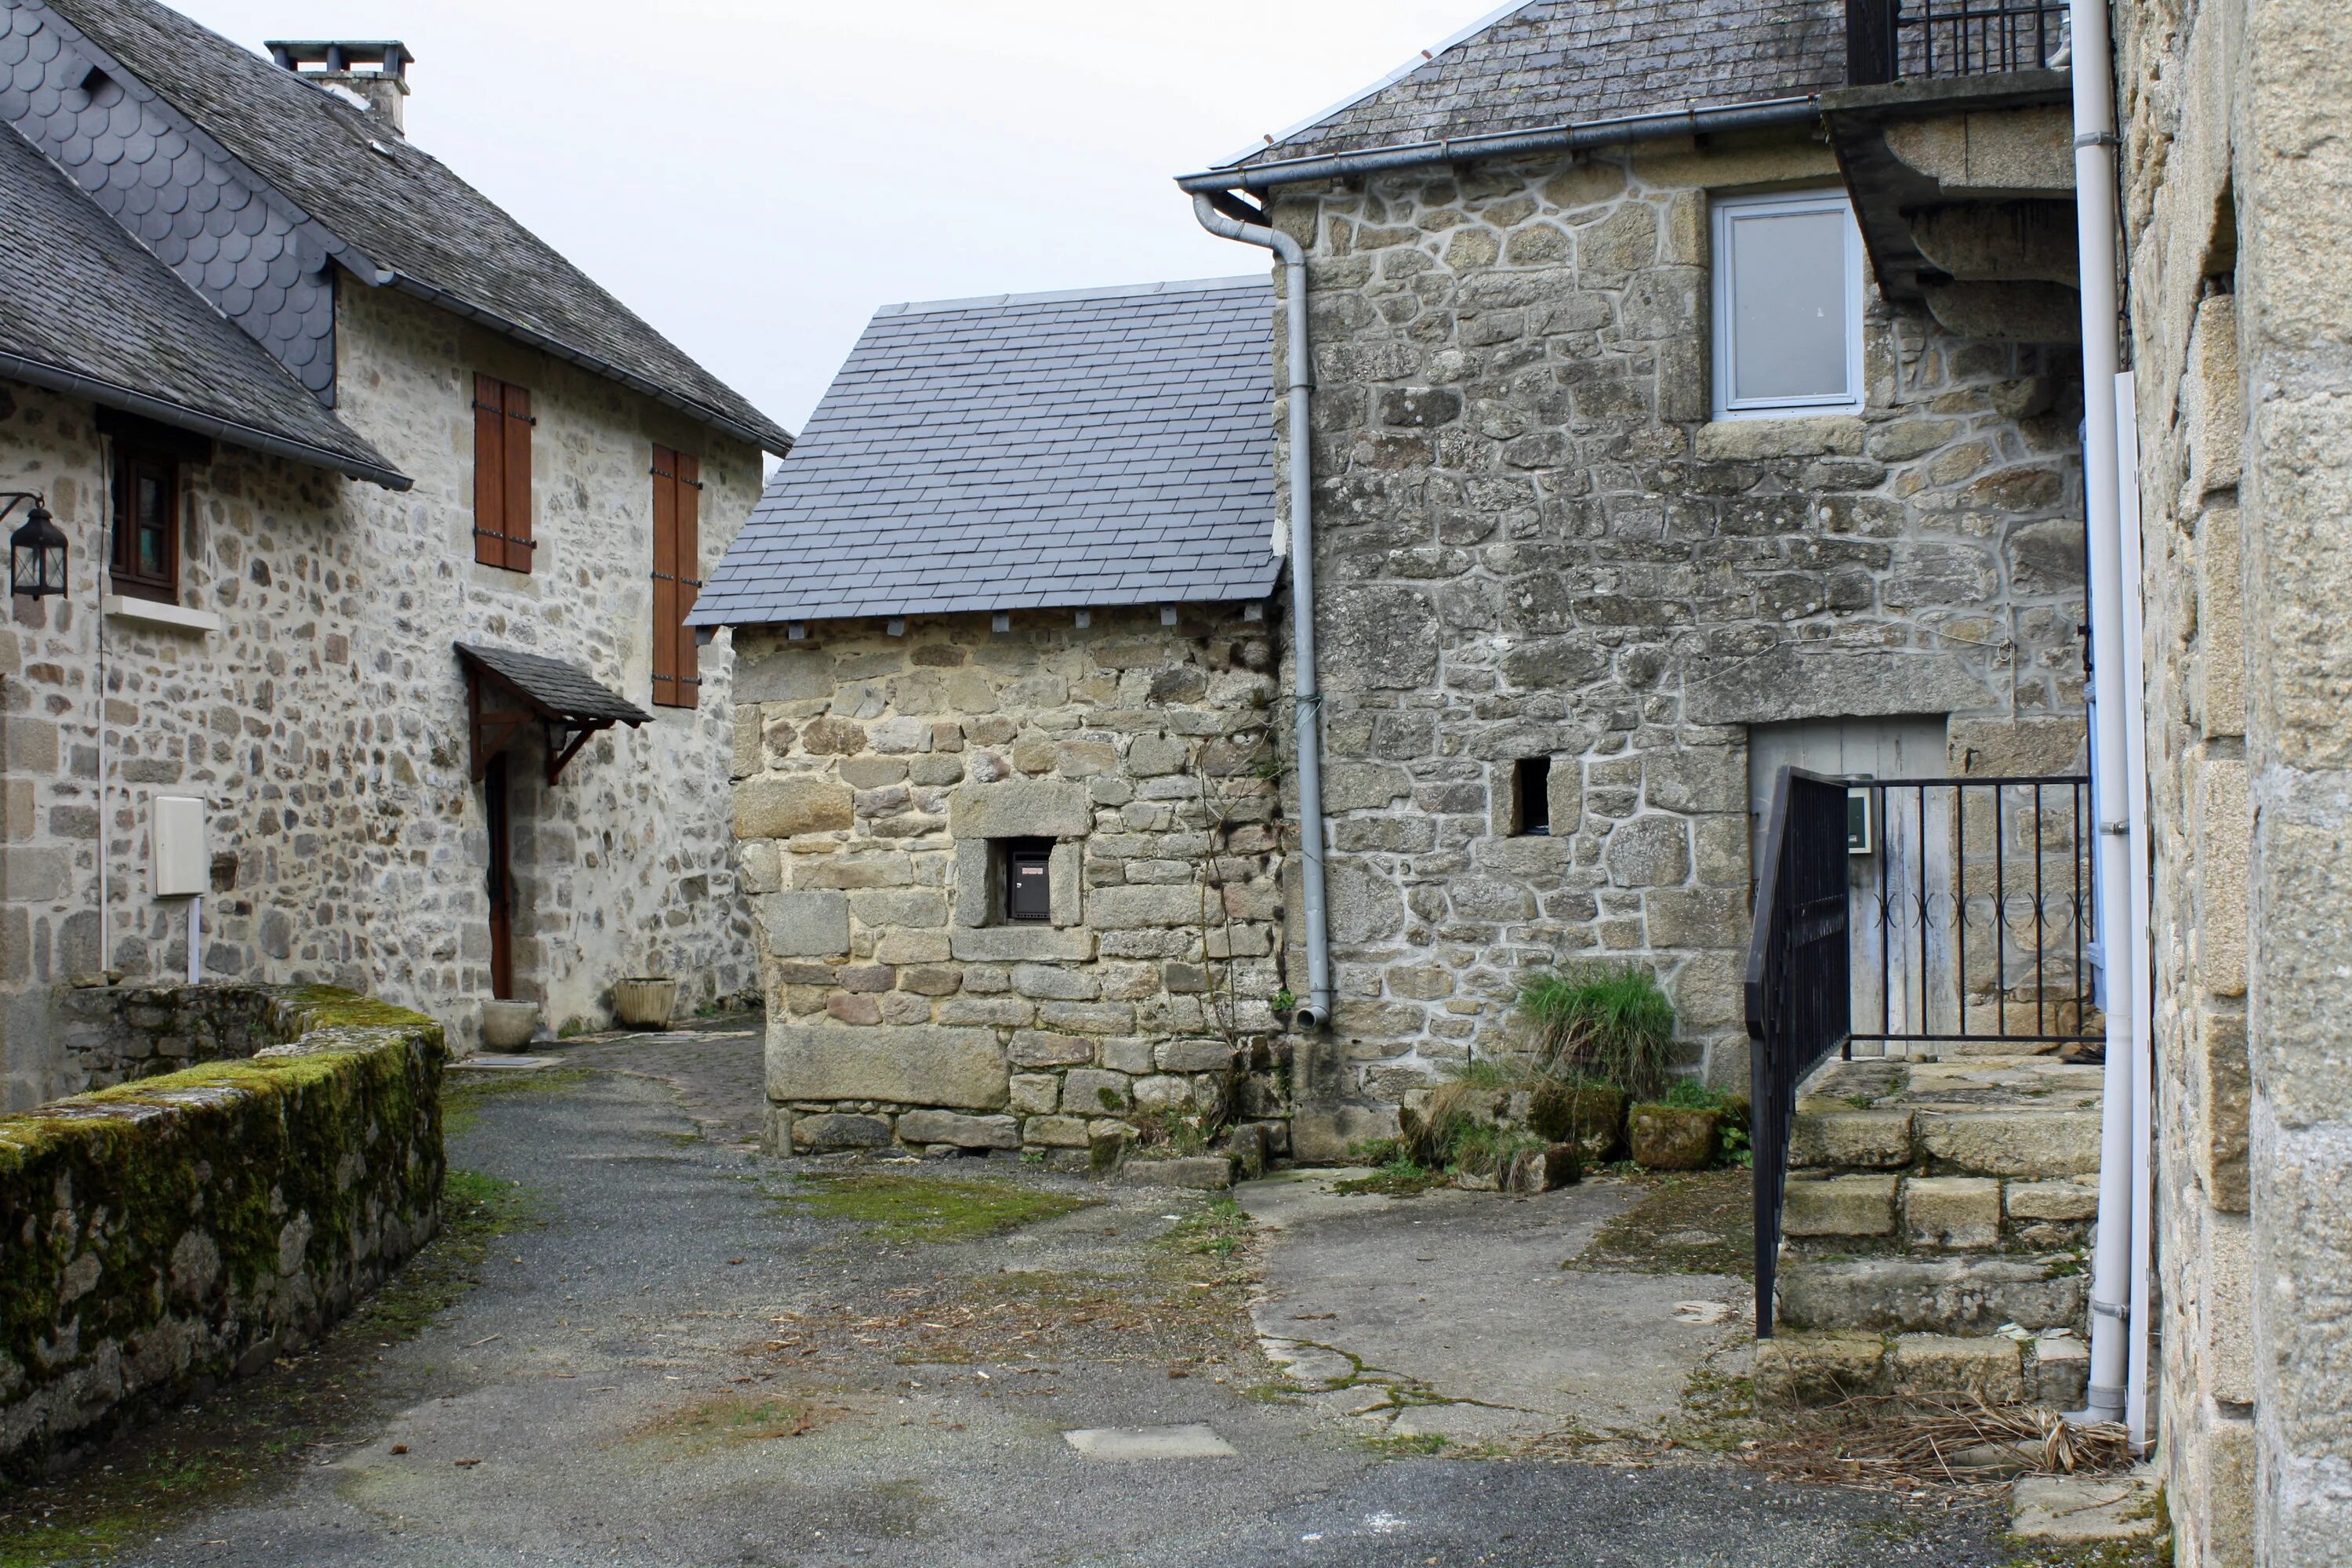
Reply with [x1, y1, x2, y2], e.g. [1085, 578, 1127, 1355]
[0, 119, 401, 483]
[1226, 0, 1843, 169]
[690, 278, 1281, 628]
[31, 0, 793, 454]
[456, 642, 651, 726]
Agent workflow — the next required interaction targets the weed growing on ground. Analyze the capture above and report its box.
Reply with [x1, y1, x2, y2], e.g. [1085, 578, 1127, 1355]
[440, 1066, 593, 1136]
[1516, 964, 1679, 1100]
[1367, 1432, 1450, 1457]
[1333, 1141, 1442, 1197]
[1170, 1196, 1250, 1258]
[771, 1173, 1091, 1244]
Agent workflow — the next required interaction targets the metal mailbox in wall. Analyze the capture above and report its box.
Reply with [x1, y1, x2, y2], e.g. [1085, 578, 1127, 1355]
[151, 795, 209, 898]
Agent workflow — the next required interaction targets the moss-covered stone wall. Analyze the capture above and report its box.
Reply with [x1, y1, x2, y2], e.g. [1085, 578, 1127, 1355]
[0, 985, 444, 1479]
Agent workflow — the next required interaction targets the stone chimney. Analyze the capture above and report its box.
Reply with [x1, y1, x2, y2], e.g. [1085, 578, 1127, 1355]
[266, 40, 412, 136]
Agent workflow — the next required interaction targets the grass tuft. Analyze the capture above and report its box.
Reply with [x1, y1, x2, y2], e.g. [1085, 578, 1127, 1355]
[1516, 964, 1680, 1102]
[772, 1174, 1091, 1245]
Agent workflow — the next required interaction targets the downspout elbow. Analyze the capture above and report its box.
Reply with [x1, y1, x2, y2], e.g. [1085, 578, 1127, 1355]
[1190, 193, 1331, 1031]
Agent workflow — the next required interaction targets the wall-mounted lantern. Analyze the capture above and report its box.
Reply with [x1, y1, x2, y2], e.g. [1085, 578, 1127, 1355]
[4, 493, 65, 599]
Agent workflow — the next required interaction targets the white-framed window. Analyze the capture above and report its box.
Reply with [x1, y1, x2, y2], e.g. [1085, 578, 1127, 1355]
[1711, 190, 1867, 419]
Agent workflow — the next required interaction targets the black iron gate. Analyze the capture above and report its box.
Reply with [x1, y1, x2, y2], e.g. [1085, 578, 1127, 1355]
[1745, 768, 1853, 1339]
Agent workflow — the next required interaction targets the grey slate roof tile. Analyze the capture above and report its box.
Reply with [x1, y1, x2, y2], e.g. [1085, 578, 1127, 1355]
[692, 278, 1281, 628]
[1231, 0, 1842, 167]
[0, 118, 397, 479]
[455, 642, 651, 726]
[23, 0, 791, 454]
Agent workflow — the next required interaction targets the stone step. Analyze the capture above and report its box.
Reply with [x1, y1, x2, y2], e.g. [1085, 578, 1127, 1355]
[1782, 1171, 2099, 1250]
[1755, 1327, 2090, 1409]
[1775, 1253, 2087, 1336]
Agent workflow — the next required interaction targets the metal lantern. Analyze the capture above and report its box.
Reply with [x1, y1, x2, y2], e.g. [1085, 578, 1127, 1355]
[5, 495, 64, 600]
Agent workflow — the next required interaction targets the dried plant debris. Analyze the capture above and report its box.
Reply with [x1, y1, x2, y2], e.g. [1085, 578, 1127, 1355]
[1740, 1396, 2135, 1497]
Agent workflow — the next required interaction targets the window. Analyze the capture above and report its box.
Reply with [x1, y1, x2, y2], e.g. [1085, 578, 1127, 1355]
[471, 372, 535, 572]
[110, 446, 179, 603]
[1513, 757, 1553, 837]
[997, 838, 1054, 923]
[1711, 191, 1865, 419]
[650, 445, 702, 709]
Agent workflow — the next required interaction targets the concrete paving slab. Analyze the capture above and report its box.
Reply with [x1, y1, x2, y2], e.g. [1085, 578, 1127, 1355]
[448, 1054, 562, 1070]
[1238, 1171, 1751, 1436]
[1062, 1423, 1239, 1459]
[1386, 1402, 1555, 1444]
[2011, 1471, 2163, 1542]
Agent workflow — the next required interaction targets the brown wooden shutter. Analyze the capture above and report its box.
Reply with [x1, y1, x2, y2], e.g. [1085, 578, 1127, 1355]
[675, 450, 701, 702]
[650, 448, 702, 710]
[472, 373, 505, 566]
[651, 445, 680, 706]
[499, 383, 534, 572]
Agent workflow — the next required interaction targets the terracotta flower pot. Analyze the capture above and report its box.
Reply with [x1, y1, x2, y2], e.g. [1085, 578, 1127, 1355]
[612, 977, 679, 1030]
[1629, 1104, 1720, 1171]
[480, 999, 541, 1051]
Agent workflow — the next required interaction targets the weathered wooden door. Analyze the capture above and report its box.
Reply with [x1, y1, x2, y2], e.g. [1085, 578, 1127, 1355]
[486, 753, 514, 1000]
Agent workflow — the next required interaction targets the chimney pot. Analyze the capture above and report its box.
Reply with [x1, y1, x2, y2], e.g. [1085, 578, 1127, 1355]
[265, 39, 412, 136]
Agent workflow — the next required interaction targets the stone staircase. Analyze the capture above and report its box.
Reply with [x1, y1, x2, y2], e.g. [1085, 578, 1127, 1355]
[1754, 1051, 2103, 1410]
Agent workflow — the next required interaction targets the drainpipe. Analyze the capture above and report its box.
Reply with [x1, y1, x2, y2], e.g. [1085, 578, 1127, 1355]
[1190, 194, 1331, 1030]
[2065, 0, 2140, 1437]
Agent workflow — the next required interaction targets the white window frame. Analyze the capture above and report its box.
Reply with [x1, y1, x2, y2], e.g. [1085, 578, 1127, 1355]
[1711, 189, 1867, 420]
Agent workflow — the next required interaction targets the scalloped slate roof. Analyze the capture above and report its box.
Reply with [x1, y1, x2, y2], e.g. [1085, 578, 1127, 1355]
[1230, 0, 1843, 169]
[0, 118, 398, 481]
[690, 278, 1280, 628]
[23, 0, 791, 454]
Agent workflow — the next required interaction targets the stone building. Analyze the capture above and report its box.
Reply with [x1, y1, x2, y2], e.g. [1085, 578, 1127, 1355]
[0, 1, 790, 1106]
[692, 279, 1291, 1163]
[2114, 0, 2350, 1549]
[1185, 0, 2092, 1150]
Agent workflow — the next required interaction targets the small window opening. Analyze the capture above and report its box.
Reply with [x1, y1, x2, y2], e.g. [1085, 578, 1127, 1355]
[998, 837, 1054, 922]
[1514, 757, 1552, 837]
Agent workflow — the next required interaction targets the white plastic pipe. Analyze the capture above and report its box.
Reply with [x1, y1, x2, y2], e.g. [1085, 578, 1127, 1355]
[1192, 194, 1333, 1029]
[2067, 0, 2137, 1430]
[2115, 371, 2154, 1450]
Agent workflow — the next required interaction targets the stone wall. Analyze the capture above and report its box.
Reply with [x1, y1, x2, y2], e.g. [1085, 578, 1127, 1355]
[729, 610, 1289, 1166]
[2, 281, 763, 1107]
[1264, 129, 2088, 1128]
[0, 985, 444, 1478]
[2115, 0, 2349, 1552]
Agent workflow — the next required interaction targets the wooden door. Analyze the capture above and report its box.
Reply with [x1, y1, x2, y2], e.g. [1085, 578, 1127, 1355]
[1749, 717, 1950, 1053]
[486, 753, 514, 1000]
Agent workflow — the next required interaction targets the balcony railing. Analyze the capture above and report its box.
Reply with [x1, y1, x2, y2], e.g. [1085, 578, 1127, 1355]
[1847, 0, 2069, 85]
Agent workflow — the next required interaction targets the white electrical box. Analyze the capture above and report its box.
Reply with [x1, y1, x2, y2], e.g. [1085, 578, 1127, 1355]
[151, 795, 208, 898]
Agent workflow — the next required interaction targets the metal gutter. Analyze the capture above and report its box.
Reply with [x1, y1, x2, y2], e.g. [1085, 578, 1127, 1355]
[372, 270, 795, 458]
[1189, 194, 1332, 1032]
[0, 350, 412, 490]
[1177, 96, 1822, 195]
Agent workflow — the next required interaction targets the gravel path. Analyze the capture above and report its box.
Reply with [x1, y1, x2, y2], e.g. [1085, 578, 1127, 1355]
[51, 1029, 2027, 1567]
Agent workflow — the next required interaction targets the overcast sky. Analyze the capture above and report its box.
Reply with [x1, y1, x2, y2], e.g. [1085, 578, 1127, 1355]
[168, 1, 1493, 437]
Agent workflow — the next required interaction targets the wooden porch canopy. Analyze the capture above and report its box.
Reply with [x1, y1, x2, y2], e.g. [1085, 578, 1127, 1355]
[456, 642, 651, 784]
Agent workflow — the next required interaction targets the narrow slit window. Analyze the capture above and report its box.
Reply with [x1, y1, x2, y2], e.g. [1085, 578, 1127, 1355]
[999, 837, 1054, 923]
[1515, 757, 1552, 837]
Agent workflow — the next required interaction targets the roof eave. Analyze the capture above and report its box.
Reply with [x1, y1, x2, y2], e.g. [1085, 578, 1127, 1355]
[1180, 96, 1824, 194]
[0, 348, 411, 489]
[684, 576, 1284, 632]
[372, 270, 795, 458]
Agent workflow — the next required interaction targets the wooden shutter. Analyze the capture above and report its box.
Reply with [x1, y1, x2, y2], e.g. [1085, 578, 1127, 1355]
[499, 383, 533, 572]
[651, 447, 702, 709]
[675, 451, 701, 700]
[471, 375, 535, 572]
[472, 373, 505, 566]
